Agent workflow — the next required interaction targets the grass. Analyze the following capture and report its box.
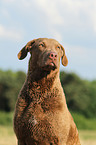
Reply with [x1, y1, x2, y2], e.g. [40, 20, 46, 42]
[79, 130, 96, 140]
[0, 112, 13, 126]
[0, 125, 96, 145]
[0, 125, 17, 145]
[0, 111, 96, 145]
[71, 112, 96, 130]
[79, 130, 96, 145]
[0, 111, 96, 129]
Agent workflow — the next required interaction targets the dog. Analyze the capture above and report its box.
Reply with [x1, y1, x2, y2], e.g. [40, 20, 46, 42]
[14, 38, 81, 145]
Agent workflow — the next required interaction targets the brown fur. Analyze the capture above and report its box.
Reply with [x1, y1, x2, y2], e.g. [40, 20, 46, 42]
[14, 38, 81, 145]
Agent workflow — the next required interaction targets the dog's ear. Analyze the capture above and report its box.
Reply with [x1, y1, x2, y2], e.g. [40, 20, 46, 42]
[18, 39, 36, 60]
[61, 45, 68, 66]
[17, 45, 28, 60]
[62, 55, 68, 66]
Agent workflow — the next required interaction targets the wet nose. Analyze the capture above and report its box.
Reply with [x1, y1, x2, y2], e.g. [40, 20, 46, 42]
[49, 52, 58, 60]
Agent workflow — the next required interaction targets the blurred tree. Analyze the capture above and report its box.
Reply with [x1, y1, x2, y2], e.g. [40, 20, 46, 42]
[60, 71, 96, 118]
[0, 69, 96, 118]
[0, 70, 26, 112]
[0, 82, 10, 111]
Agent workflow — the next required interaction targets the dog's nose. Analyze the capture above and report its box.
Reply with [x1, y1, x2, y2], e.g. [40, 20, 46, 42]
[49, 52, 58, 60]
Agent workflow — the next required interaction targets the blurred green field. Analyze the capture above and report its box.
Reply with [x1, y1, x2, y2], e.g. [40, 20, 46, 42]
[0, 112, 96, 145]
[0, 125, 96, 145]
[72, 112, 96, 130]
[0, 125, 17, 145]
[0, 111, 96, 130]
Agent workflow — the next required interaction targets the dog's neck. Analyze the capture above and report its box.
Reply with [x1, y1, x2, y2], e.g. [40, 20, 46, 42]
[27, 67, 59, 90]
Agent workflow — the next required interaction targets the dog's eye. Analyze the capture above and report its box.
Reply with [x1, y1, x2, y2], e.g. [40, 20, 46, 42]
[39, 43, 45, 47]
[57, 46, 61, 49]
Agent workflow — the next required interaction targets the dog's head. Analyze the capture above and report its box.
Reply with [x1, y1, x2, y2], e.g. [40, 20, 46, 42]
[18, 38, 68, 71]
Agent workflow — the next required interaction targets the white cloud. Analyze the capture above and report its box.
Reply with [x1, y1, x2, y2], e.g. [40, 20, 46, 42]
[60, 42, 96, 80]
[49, 29, 62, 42]
[0, 25, 23, 41]
[63, 42, 96, 68]
[1, 0, 96, 32]
[34, 0, 64, 25]
[0, 0, 96, 43]
[31, 0, 96, 45]
[1, 8, 10, 19]
[2, 0, 15, 3]
[60, 0, 96, 32]
[33, 0, 64, 43]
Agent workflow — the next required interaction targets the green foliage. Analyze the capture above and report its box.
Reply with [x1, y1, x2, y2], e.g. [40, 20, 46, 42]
[0, 111, 96, 130]
[60, 71, 96, 118]
[0, 70, 26, 112]
[71, 112, 96, 130]
[0, 69, 96, 119]
[0, 111, 13, 126]
[0, 70, 96, 130]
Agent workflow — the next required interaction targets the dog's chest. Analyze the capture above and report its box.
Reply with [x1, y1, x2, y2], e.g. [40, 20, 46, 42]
[15, 86, 69, 143]
[23, 88, 66, 143]
[28, 87, 63, 113]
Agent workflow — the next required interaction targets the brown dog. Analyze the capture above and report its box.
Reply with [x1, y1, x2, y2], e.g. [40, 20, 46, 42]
[14, 38, 81, 145]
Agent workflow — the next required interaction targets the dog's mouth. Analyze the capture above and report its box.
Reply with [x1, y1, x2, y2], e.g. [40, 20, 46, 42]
[42, 61, 57, 71]
[48, 62, 55, 67]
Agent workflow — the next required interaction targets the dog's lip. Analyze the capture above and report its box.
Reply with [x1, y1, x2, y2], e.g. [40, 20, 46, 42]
[45, 61, 57, 68]
[48, 62, 55, 67]
[41, 61, 57, 70]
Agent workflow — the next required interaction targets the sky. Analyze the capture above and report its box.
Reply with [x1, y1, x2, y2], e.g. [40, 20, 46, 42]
[0, 0, 96, 80]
